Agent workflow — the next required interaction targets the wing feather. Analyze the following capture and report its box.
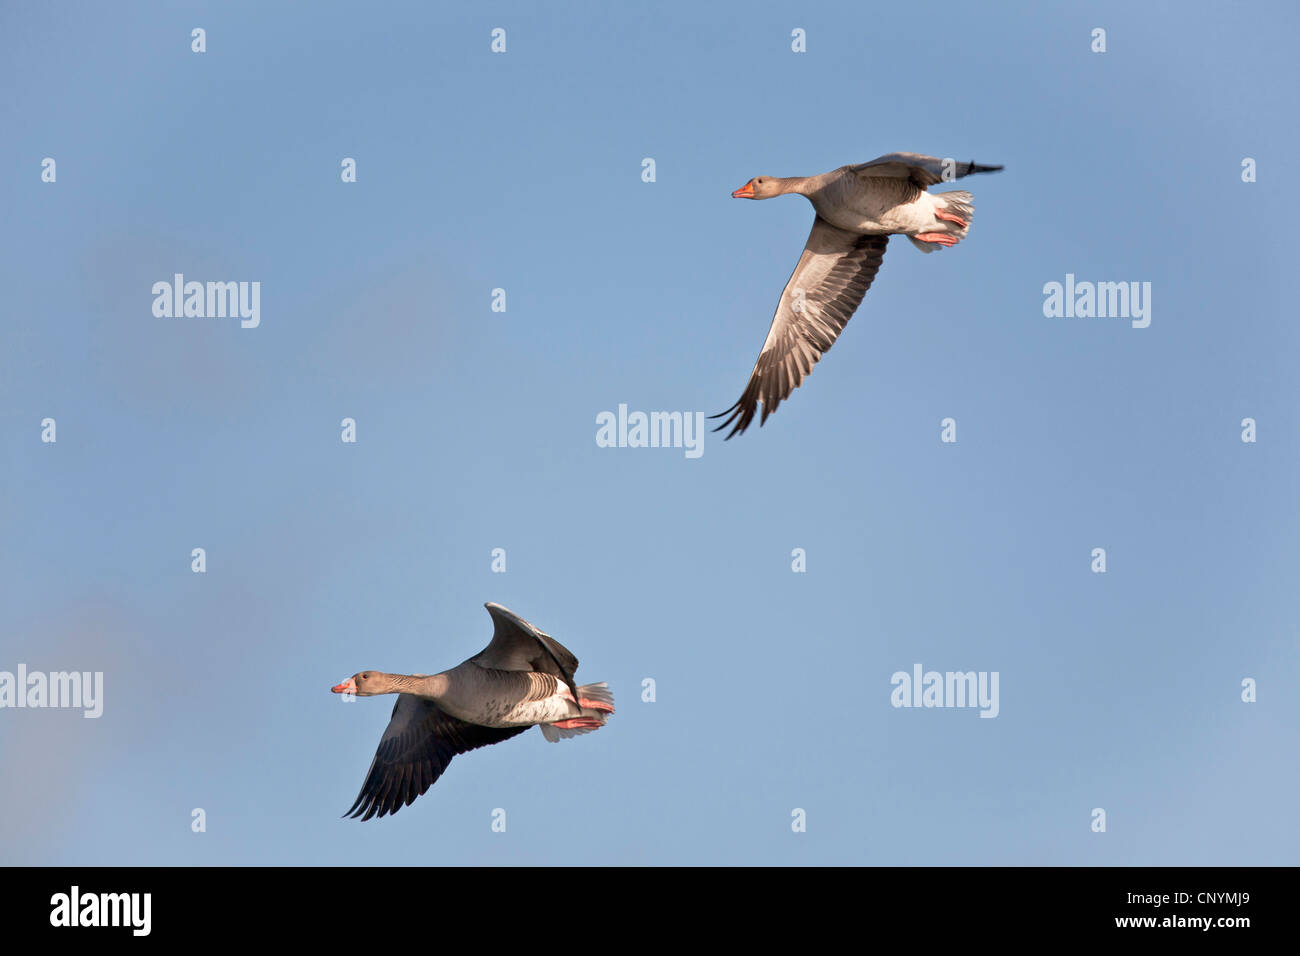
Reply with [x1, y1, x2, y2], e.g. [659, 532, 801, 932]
[850, 151, 1003, 188]
[711, 219, 890, 438]
[470, 603, 581, 699]
[344, 694, 528, 821]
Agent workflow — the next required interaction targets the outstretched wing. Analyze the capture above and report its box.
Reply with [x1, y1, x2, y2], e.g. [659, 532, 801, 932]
[851, 152, 1003, 189]
[470, 603, 581, 697]
[344, 694, 527, 821]
[711, 219, 889, 438]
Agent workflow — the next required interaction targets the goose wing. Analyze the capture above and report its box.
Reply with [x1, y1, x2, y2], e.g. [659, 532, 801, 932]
[470, 603, 581, 697]
[851, 151, 1003, 188]
[712, 218, 889, 438]
[344, 693, 527, 821]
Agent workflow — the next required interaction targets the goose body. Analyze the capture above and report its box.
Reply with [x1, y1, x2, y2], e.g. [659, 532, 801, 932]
[811, 173, 949, 234]
[331, 602, 613, 820]
[713, 152, 1003, 438]
[435, 666, 579, 726]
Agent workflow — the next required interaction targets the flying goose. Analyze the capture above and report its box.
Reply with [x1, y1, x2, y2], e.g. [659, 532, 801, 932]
[331, 602, 614, 820]
[712, 152, 1003, 438]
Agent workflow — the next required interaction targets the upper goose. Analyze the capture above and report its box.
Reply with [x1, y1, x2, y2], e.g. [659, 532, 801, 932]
[712, 152, 1003, 438]
[331, 602, 613, 820]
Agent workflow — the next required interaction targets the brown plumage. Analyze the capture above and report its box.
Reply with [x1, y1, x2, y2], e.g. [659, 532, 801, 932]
[331, 603, 613, 820]
[713, 152, 1003, 438]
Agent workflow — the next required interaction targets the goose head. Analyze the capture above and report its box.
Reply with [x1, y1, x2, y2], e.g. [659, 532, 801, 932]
[732, 176, 782, 199]
[331, 671, 390, 696]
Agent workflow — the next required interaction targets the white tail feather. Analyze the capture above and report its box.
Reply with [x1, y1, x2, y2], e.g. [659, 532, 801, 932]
[539, 682, 614, 742]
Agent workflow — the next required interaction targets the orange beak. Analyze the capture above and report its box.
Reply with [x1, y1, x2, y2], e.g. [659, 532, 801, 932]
[332, 678, 356, 694]
[732, 180, 755, 199]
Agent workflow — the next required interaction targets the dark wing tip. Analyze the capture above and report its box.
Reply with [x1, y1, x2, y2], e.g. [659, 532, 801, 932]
[344, 757, 423, 821]
[967, 160, 1004, 174]
[709, 396, 757, 439]
[710, 375, 764, 439]
[708, 402, 743, 439]
[345, 787, 403, 822]
[343, 798, 374, 821]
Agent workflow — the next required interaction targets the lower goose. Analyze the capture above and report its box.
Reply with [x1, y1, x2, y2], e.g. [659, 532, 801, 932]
[331, 602, 614, 820]
[713, 151, 1003, 438]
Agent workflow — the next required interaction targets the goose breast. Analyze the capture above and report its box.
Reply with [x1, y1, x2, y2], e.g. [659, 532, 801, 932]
[811, 171, 930, 234]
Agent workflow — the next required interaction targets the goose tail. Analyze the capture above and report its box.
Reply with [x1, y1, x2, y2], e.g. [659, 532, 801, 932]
[910, 190, 973, 252]
[540, 682, 614, 741]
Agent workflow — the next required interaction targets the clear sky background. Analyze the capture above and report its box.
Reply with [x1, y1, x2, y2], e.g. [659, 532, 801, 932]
[2, 1, 1297, 865]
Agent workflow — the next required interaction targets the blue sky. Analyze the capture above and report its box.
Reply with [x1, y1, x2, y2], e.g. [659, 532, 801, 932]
[2, 0, 1297, 865]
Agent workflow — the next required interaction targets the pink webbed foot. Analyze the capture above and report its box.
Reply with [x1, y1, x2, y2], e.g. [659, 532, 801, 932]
[915, 232, 958, 246]
[934, 208, 968, 228]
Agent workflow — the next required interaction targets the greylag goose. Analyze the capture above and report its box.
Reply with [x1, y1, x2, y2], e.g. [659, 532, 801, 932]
[331, 602, 614, 820]
[712, 152, 1003, 438]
